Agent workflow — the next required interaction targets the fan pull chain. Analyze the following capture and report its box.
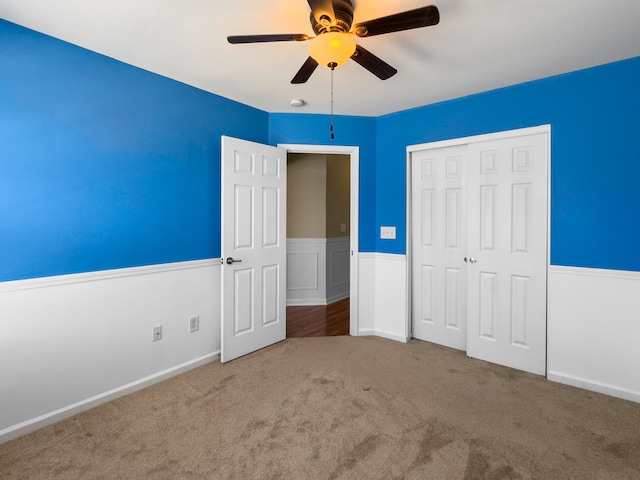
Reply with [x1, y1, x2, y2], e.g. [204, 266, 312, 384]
[329, 62, 337, 140]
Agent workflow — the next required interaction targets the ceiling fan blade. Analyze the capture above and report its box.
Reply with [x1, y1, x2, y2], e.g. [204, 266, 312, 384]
[228, 34, 309, 44]
[307, 0, 336, 25]
[353, 5, 439, 37]
[291, 57, 319, 84]
[350, 45, 397, 80]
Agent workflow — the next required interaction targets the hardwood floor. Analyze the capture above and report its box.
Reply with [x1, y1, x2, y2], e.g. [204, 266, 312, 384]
[286, 297, 350, 338]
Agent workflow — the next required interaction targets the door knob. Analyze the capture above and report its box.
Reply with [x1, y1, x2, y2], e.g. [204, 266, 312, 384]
[464, 256, 477, 264]
[226, 257, 242, 265]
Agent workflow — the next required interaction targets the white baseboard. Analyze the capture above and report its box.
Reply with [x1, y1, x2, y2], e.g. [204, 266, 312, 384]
[286, 299, 327, 306]
[0, 352, 219, 444]
[326, 291, 350, 305]
[374, 329, 411, 343]
[354, 328, 409, 343]
[357, 328, 376, 336]
[286, 291, 349, 307]
[547, 371, 640, 404]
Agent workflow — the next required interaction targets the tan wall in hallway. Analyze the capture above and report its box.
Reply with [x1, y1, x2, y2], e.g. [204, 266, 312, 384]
[287, 153, 326, 238]
[326, 154, 350, 238]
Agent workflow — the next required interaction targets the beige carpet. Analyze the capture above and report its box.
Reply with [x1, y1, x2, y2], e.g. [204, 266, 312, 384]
[1, 336, 639, 479]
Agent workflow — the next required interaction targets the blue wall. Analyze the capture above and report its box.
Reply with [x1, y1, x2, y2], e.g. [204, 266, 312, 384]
[375, 56, 640, 271]
[0, 20, 268, 281]
[3, 18, 639, 282]
[269, 113, 377, 252]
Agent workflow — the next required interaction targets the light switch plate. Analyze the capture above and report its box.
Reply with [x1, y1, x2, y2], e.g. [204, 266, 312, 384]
[380, 226, 396, 239]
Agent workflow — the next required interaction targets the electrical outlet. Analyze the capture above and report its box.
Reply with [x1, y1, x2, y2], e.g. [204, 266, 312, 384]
[189, 315, 200, 333]
[380, 226, 396, 239]
[152, 325, 162, 342]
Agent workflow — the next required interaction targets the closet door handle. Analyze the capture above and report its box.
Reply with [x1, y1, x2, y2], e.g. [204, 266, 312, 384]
[464, 256, 477, 264]
[226, 257, 242, 265]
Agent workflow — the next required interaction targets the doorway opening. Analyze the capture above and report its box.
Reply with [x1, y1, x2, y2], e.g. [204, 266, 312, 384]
[278, 144, 360, 338]
[285, 152, 350, 337]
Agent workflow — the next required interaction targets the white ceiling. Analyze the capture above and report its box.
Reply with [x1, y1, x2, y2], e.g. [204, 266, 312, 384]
[1, 0, 639, 117]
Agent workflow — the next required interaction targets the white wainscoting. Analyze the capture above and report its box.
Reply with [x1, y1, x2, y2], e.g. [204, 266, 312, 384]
[327, 237, 351, 304]
[357, 253, 409, 342]
[287, 239, 326, 305]
[0, 260, 220, 443]
[547, 266, 640, 403]
[357, 254, 376, 336]
[9, 257, 636, 444]
[286, 238, 350, 306]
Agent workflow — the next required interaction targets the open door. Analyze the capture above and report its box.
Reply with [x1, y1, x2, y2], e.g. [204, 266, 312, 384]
[221, 136, 287, 363]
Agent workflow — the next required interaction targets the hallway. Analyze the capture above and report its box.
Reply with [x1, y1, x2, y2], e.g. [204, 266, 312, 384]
[286, 297, 350, 338]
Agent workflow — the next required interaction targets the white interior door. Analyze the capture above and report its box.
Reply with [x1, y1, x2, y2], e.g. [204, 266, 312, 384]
[411, 145, 468, 350]
[221, 136, 287, 363]
[466, 133, 548, 375]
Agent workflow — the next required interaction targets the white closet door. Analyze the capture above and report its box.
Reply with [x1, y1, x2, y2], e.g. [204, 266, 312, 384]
[411, 145, 468, 350]
[466, 133, 548, 375]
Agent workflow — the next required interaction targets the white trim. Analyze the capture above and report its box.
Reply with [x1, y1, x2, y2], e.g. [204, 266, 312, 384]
[547, 371, 640, 404]
[374, 329, 411, 343]
[358, 328, 376, 336]
[286, 299, 326, 306]
[278, 143, 360, 337]
[372, 252, 406, 262]
[549, 264, 640, 281]
[0, 352, 219, 444]
[326, 291, 350, 304]
[0, 259, 218, 293]
[406, 125, 552, 154]
[286, 294, 349, 307]
[405, 144, 413, 341]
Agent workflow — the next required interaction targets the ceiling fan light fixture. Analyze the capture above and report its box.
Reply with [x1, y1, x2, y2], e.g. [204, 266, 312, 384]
[308, 32, 356, 69]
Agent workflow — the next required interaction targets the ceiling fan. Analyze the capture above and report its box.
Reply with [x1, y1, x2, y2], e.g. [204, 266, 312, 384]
[227, 0, 440, 84]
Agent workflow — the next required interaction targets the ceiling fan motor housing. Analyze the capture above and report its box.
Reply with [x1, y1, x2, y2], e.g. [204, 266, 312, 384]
[228, 1, 439, 84]
[310, 0, 354, 34]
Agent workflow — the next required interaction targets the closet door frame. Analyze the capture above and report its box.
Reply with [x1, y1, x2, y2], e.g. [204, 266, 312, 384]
[405, 125, 551, 373]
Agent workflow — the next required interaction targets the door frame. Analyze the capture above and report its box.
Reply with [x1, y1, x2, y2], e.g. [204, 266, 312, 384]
[278, 143, 360, 337]
[405, 125, 551, 364]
